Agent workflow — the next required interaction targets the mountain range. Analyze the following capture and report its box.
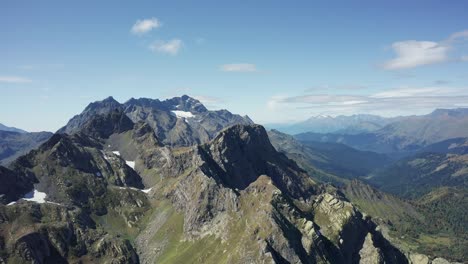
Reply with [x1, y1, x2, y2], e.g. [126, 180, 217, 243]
[295, 108, 468, 155]
[59, 95, 253, 147]
[0, 130, 53, 166]
[270, 114, 400, 135]
[269, 130, 468, 262]
[0, 95, 465, 263]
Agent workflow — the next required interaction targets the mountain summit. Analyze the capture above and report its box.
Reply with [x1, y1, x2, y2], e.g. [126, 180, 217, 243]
[59, 95, 253, 146]
[0, 95, 463, 263]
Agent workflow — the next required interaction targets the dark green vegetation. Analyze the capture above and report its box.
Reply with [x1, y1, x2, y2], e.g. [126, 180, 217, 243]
[0, 96, 466, 263]
[269, 128, 468, 262]
[343, 181, 467, 262]
[269, 130, 391, 182]
[368, 152, 468, 198]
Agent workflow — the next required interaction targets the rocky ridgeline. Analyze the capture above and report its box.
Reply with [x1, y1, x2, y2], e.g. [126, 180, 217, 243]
[0, 96, 463, 263]
[59, 95, 253, 147]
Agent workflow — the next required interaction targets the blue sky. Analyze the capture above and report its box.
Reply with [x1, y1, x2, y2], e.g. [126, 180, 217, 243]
[1, 0, 468, 131]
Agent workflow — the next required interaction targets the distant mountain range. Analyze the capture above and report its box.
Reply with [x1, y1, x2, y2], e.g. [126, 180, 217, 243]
[269, 114, 401, 135]
[0, 96, 466, 263]
[295, 108, 468, 154]
[269, 129, 468, 261]
[268, 130, 392, 183]
[0, 130, 53, 165]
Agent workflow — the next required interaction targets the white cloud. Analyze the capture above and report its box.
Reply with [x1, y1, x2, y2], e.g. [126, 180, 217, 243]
[382, 29, 468, 70]
[131, 18, 161, 35]
[0, 76, 32, 83]
[383, 41, 449, 70]
[149, 39, 182, 55]
[220, 63, 258, 72]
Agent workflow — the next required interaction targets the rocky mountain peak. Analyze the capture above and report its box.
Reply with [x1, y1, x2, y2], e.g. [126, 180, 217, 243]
[211, 124, 275, 153]
[200, 124, 316, 199]
[79, 109, 134, 139]
[58, 96, 124, 134]
[59, 95, 252, 147]
[0, 123, 27, 133]
[166, 94, 208, 113]
[85, 96, 122, 113]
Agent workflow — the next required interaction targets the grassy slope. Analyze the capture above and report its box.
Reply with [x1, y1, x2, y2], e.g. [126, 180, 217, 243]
[342, 181, 467, 262]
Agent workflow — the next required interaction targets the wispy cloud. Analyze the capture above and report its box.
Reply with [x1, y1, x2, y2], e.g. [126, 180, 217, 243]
[382, 29, 468, 70]
[434, 80, 450, 85]
[193, 95, 224, 104]
[149, 39, 182, 55]
[267, 86, 468, 118]
[369, 87, 458, 98]
[131, 18, 161, 35]
[18, 63, 64, 70]
[220, 63, 258, 72]
[193, 95, 225, 109]
[195, 37, 206, 45]
[304, 84, 367, 93]
[0, 76, 32, 83]
[447, 30, 468, 42]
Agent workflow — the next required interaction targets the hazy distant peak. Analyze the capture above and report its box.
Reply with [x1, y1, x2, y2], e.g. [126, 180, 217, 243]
[429, 108, 468, 117]
[0, 123, 27, 133]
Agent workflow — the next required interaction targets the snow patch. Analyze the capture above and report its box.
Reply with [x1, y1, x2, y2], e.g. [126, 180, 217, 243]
[95, 172, 102, 177]
[171, 110, 195, 119]
[142, 188, 152, 194]
[126, 161, 135, 169]
[315, 114, 332, 119]
[112, 151, 121, 156]
[23, 189, 47, 203]
[6, 189, 62, 206]
[115, 186, 153, 194]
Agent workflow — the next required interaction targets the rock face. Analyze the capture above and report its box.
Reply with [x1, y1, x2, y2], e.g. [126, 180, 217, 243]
[0, 96, 462, 263]
[409, 253, 430, 264]
[132, 124, 410, 263]
[0, 166, 34, 204]
[59, 95, 253, 147]
[359, 233, 384, 264]
[57, 96, 123, 135]
[0, 110, 152, 263]
[0, 202, 141, 264]
[200, 125, 316, 198]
